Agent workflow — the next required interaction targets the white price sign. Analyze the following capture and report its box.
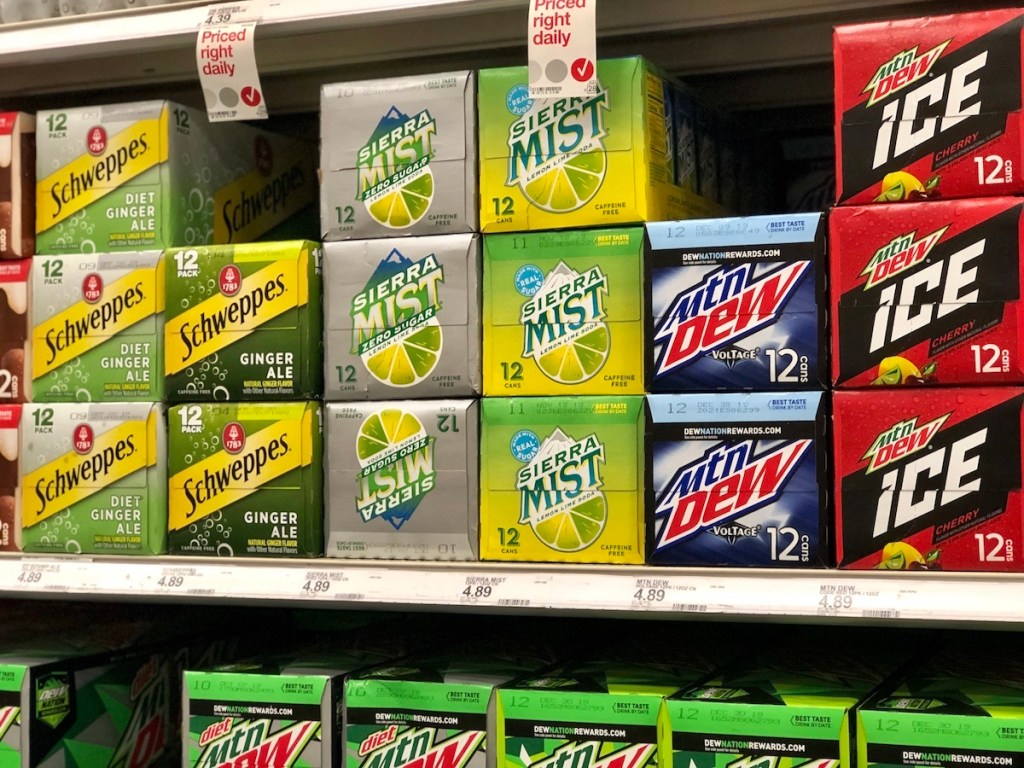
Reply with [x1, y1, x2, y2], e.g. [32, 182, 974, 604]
[16, 561, 64, 591]
[196, 2, 267, 121]
[298, 570, 364, 601]
[528, 0, 597, 98]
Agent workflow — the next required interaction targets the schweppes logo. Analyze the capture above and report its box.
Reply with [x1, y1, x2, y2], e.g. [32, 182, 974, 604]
[165, 254, 306, 375]
[168, 407, 313, 530]
[23, 411, 156, 527]
[36, 113, 169, 232]
[33, 266, 162, 378]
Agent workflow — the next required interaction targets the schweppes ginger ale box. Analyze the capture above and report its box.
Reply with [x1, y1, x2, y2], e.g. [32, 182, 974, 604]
[31, 251, 164, 402]
[167, 401, 323, 557]
[20, 402, 166, 555]
[35, 100, 316, 254]
[164, 240, 322, 402]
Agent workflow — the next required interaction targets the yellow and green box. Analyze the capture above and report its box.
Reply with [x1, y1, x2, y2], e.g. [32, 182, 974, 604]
[478, 57, 722, 233]
[483, 226, 645, 396]
[480, 396, 645, 564]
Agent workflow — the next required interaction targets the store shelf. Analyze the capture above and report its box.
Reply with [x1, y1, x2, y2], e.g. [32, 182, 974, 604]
[0, 553, 1020, 626]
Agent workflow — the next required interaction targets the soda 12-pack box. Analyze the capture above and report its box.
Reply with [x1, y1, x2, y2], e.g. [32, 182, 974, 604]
[20, 402, 166, 555]
[320, 71, 477, 240]
[835, 8, 1024, 204]
[0, 404, 19, 552]
[834, 387, 1024, 571]
[646, 214, 826, 391]
[0, 112, 34, 259]
[480, 396, 645, 564]
[325, 399, 478, 560]
[478, 57, 720, 233]
[31, 251, 164, 402]
[0, 260, 28, 404]
[832, 198, 1024, 387]
[323, 234, 480, 400]
[483, 227, 645, 396]
[647, 392, 827, 567]
[167, 401, 323, 557]
[164, 240, 322, 402]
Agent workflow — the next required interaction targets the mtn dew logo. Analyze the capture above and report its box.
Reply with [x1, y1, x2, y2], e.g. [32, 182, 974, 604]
[351, 249, 445, 387]
[357, 107, 438, 229]
[356, 408, 436, 530]
[860, 225, 948, 289]
[528, 742, 655, 768]
[516, 428, 606, 552]
[195, 718, 319, 768]
[506, 84, 609, 212]
[108, 657, 171, 768]
[358, 726, 483, 768]
[521, 263, 609, 384]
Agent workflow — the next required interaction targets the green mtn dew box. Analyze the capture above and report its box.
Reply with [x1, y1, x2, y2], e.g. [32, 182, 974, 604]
[325, 399, 478, 560]
[480, 396, 645, 564]
[35, 100, 316, 254]
[483, 227, 645, 397]
[167, 401, 323, 557]
[20, 402, 166, 555]
[164, 240, 322, 402]
[320, 71, 476, 240]
[31, 251, 163, 402]
[324, 234, 480, 400]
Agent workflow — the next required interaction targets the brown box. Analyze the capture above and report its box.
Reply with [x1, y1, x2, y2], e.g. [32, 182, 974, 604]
[0, 112, 35, 259]
[0, 260, 28, 404]
[0, 404, 20, 551]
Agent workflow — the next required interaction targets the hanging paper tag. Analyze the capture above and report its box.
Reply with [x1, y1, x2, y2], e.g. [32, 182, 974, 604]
[528, 0, 598, 98]
[196, 3, 268, 122]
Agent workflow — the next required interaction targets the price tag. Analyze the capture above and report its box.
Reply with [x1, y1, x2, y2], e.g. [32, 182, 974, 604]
[629, 577, 709, 613]
[154, 566, 206, 594]
[196, 2, 268, 122]
[298, 570, 364, 601]
[816, 582, 899, 619]
[528, 0, 598, 98]
[458, 575, 512, 605]
[16, 561, 64, 591]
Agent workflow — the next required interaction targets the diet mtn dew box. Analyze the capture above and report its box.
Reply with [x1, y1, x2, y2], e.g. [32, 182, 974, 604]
[480, 396, 645, 564]
[483, 227, 645, 397]
[31, 251, 164, 402]
[325, 399, 478, 560]
[324, 234, 480, 400]
[184, 640, 401, 768]
[36, 100, 316, 253]
[164, 240, 322, 402]
[320, 71, 476, 239]
[167, 401, 323, 557]
[20, 402, 166, 555]
[345, 652, 551, 768]
[0, 260, 29, 404]
[0, 405, 20, 552]
[478, 57, 721, 233]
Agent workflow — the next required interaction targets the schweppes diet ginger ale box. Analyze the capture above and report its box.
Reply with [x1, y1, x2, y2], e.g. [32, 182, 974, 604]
[168, 401, 323, 557]
[36, 100, 316, 254]
[164, 240, 322, 402]
[20, 402, 166, 555]
[31, 251, 164, 402]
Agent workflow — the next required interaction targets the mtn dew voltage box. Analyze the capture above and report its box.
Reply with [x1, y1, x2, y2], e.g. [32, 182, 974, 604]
[168, 401, 323, 557]
[479, 57, 722, 233]
[31, 251, 163, 402]
[20, 402, 166, 555]
[321, 71, 476, 239]
[36, 100, 316, 253]
[324, 234, 480, 399]
[483, 227, 644, 396]
[832, 198, 1024, 388]
[834, 388, 1024, 571]
[835, 9, 1024, 204]
[646, 214, 826, 391]
[164, 240, 322, 402]
[0, 260, 29, 404]
[325, 400, 478, 560]
[647, 392, 827, 567]
[480, 396, 645, 564]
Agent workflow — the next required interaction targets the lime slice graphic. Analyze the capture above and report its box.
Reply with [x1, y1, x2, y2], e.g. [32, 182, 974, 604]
[357, 409, 424, 464]
[536, 324, 609, 383]
[523, 148, 606, 213]
[368, 169, 435, 228]
[532, 494, 607, 552]
[364, 318, 443, 387]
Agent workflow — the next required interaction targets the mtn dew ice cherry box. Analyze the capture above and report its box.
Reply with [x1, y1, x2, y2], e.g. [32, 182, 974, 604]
[480, 396, 645, 564]
[832, 198, 1024, 387]
[479, 57, 720, 233]
[167, 401, 323, 557]
[835, 9, 1024, 204]
[0, 405, 20, 552]
[20, 402, 166, 555]
[834, 388, 1024, 571]
[31, 251, 163, 402]
[483, 227, 644, 396]
[646, 214, 826, 391]
[0, 259, 29, 404]
[647, 392, 828, 567]
[164, 240, 322, 402]
[0, 112, 34, 259]
[321, 71, 476, 239]
[324, 234, 480, 399]
[325, 400, 478, 560]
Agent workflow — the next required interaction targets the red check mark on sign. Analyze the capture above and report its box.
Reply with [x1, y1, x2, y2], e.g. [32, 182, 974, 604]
[241, 86, 262, 107]
[571, 58, 595, 82]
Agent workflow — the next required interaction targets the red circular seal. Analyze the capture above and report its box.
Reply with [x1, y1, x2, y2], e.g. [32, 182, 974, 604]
[87, 126, 107, 156]
[223, 422, 245, 454]
[73, 424, 94, 455]
[219, 265, 241, 297]
[82, 273, 103, 304]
